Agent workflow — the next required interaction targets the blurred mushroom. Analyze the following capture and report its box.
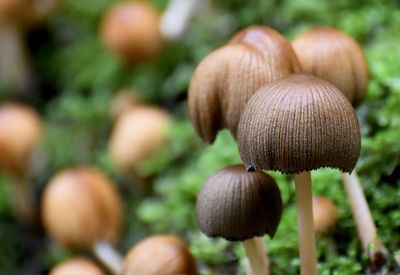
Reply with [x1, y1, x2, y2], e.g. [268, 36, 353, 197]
[238, 74, 361, 275]
[42, 167, 123, 274]
[0, 0, 60, 96]
[188, 25, 300, 143]
[0, 102, 42, 224]
[100, 1, 163, 63]
[123, 235, 197, 275]
[109, 90, 142, 120]
[196, 165, 283, 275]
[50, 257, 105, 275]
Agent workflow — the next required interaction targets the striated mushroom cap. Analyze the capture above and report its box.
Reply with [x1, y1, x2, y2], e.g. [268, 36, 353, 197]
[123, 235, 197, 275]
[50, 257, 105, 275]
[196, 165, 282, 241]
[108, 106, 170, 172]
[238, 74, 361, 174]
[0, 102, 42, 178]
[188, 25, 301, 143]
[100, 1, 163, 63]
[42, 167, 123, 249]
[313, 196, 339, 234]
[292, 27, 368, 107]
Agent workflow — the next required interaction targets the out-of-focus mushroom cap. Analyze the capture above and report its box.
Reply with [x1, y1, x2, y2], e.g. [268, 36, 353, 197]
[188, 25, 301, 144]
[196, 165, 283, 241]
[123, 235, 197, 275]
[238, 74, 361, 174]
[50, 257, 105, 275]
[42, 167, 123, 249]
[313, 196, 339, 234]
[292, 27, 368, 107]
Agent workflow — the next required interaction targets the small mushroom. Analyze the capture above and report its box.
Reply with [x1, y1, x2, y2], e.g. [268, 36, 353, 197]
[0, 102, 42, 224]
[188, 25, 301, 143]
[100, 1, 163, 63]
[292, 27, 368, 107]
[41, 167, 123, 274]
[50, 257, 105, 275]
[123, 235, 197, 275]
[237, 74, 360, 275]
[196, 165, 283, 275]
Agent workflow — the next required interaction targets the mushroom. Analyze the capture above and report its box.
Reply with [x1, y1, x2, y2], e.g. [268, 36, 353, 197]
[292, 27, 368, 107]
[188, 25, 301, 143]
[292, 27, 387, 262]
[0, 0, 60, 96]
[108, 106, 170, 177]
[41, 167, 123, 275]
[0, 102, 42, 224]
[237, 74, 361, 274]
[50, 257, 105, 275]
[100, 1, 163, 63]
[196, 165, 283, 275]
[123, 235, 197, 275]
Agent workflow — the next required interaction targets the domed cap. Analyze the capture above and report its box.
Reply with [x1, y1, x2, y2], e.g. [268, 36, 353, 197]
[101, 1, 163, 62]
[188, 25, 301, 143]
[292, 27, 368, 107]
[50, 257, 105, 275]
[123, 235, 197, 275]
[312, 196, 339, 234]
[42, 167, 123, 249]
[238, 74, 361, 174]
[0, 102, 42, 178]
[196, 165, 282, 241]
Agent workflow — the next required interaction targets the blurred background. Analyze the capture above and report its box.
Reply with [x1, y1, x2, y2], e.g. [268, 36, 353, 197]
[0, 0, 399, 274]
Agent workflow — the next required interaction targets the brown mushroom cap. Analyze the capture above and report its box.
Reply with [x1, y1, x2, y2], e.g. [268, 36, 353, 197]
[41, 167, 123, 249]
[108, 106, 170, 172]
[312, 196, 339, 234]
[50, 257, 105, 275]
[196, 165, 283, 241]
[292, 27, 368, 107]
[100, 1, 163, 62]
[238, 74, 361, 174]
[188, 25, 301, 143]
[0, 102, 42, 178]
[123, 235, 197, 275]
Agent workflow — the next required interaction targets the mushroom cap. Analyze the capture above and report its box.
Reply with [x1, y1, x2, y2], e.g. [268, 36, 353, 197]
[188, 25, 301, 143]
[312, 196, 339, 234]
[108, 106, 170, 172]
[0, 102, 42, 178]
[196, 165, 282, 241]
[100, 1, 163, 62]
[50, 257, 105, 275]
[292, 27, 368, 107]
[41, 167, 123, 249]
[123, 235, 197, 275]
[238, 74, 361, 174]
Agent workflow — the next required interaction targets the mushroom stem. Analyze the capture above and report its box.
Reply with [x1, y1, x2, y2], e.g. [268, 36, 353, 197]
[243, 237, 269, 275]
[0, 22, 32, 94]
[8, 176, 36, 225]
[93, 241, 123, 275]
[294, 171, 317, 275]
[341, 171, 386, 253]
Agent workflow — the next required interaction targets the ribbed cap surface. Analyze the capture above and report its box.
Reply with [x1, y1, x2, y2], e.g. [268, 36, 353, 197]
[196, 165, 282, 241]
[238, 74, 361, 174]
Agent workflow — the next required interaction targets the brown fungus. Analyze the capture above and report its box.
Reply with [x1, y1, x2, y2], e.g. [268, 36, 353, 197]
[313, 196, 339, 235]
[292, 27, 368, 107]
[50, 257, 105, 275]
[188, 25, 300, 143]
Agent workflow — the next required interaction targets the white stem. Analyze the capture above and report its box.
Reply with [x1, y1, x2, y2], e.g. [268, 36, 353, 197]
[294, 172, 317, 275]
[93, 241, 123, 275]
[0, 23, 32, 93]
[243, 237, 269, 275]
[160, 0, 200, 41]
[341, 171, 386, 253]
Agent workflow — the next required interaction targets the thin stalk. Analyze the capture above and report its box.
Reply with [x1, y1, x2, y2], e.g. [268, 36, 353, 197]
[243, 237, 269, 275]
[8, 175, 36, 225]
[93, 241, 123, 275]
[341, 171, 386, 253]
[294, 171, 317, 275]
